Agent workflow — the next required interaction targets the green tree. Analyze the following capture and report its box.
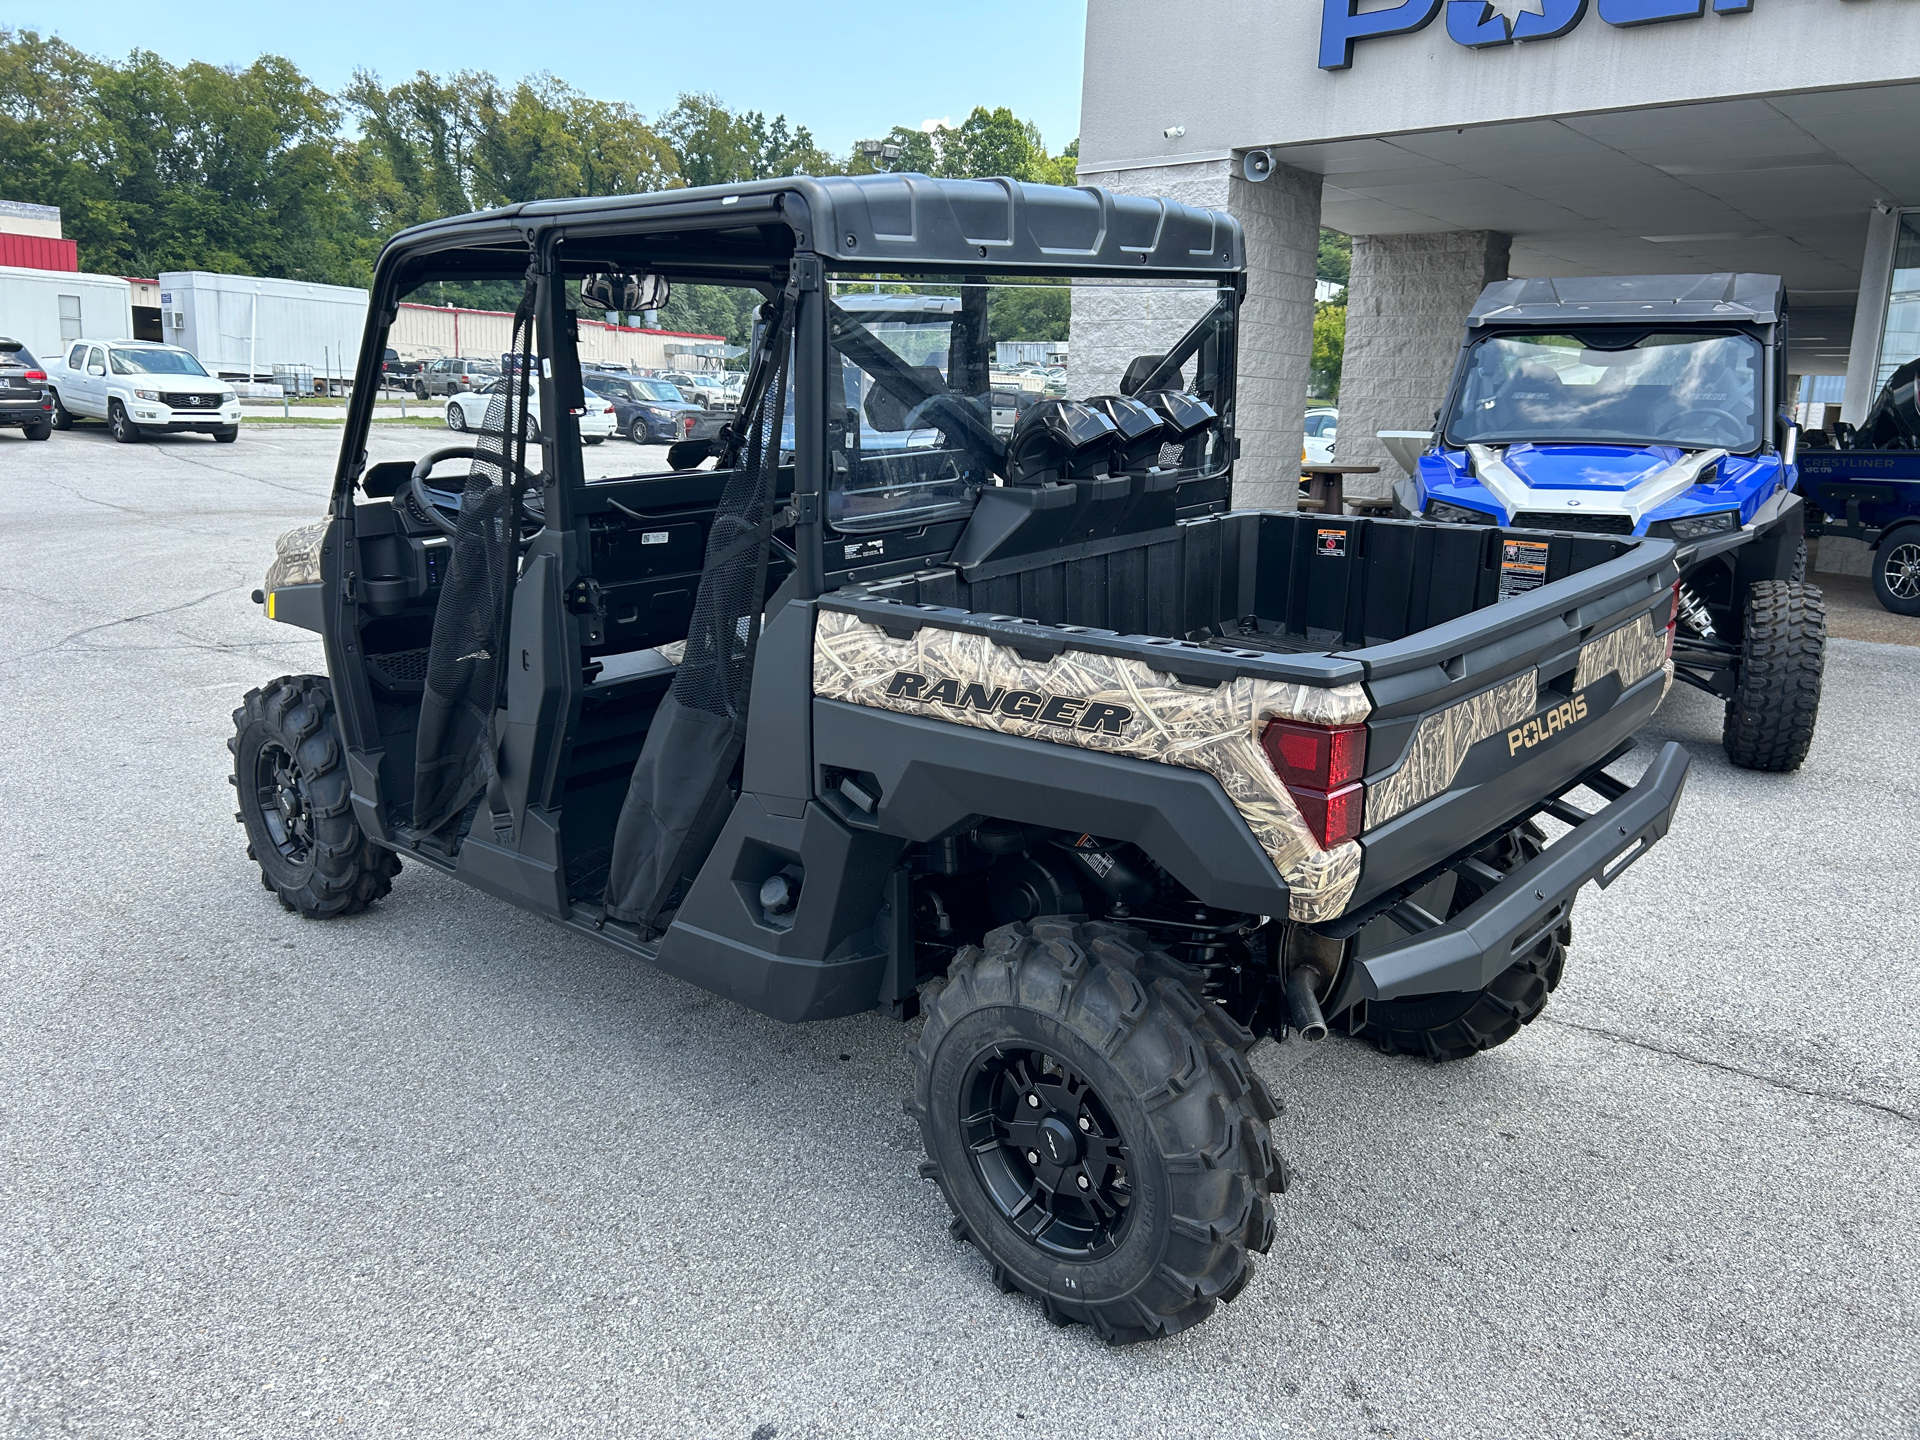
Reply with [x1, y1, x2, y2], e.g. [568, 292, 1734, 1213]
[1317, 229, 1351, 288]
[1311, 300, 1345, 400]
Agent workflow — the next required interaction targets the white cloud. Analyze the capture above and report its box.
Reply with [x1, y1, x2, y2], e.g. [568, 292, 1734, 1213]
[919, 117, 953, 133]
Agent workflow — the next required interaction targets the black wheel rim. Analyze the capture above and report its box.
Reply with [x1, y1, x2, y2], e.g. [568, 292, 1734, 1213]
[960, 1046, 1134, 1259]
[253, 738, 315, 871]
[1885, 542, 1920, 601]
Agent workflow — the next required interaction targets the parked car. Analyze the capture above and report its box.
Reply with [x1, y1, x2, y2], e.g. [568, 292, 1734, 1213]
[415, 357, 501, 399]
[0, 337, 54, 440]
[587, 372, 727, 445]
[654, 368, 733, 408]
[48, 339, 240, 443]
[381, 349, 424, 389]
[444, 378, 616, 443]
[1304, 406, 1337, 466]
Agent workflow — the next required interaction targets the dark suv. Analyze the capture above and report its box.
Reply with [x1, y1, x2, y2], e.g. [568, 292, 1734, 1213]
[584, 368, 725, 445]
[0, 339, 53, 440]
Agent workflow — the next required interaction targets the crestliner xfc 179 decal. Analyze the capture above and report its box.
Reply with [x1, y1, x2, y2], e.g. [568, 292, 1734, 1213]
[884, 671, 1134, 734]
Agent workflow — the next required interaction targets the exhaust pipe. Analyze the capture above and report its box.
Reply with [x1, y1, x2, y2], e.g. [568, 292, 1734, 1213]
[1285, 968, 1328, 1042]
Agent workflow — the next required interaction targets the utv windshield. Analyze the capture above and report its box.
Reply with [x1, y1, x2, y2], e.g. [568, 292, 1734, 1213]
[1445, 330, 1762, 452]
[824, 278, 1235, 534]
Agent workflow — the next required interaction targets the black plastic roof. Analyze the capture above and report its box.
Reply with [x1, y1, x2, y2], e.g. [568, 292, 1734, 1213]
[1468, 273, 1784, 327]
[383, 174, 1244, 278]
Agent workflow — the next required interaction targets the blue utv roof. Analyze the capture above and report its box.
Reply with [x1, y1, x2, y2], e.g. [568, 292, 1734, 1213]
[1468, 273, 1784, 327]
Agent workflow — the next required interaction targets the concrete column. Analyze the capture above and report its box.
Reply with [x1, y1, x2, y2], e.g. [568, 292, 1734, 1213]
[1842, 204, 1901, 424]
[1336, 231, 1512, 500]
[1077, 156, 1321, 510]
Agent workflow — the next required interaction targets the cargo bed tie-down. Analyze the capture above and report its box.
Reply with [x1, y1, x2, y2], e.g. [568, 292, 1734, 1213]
[1342, 741, 1690, 1006]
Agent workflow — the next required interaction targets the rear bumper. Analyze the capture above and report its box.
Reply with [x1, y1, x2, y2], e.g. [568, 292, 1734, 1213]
[1344, 741, 1691, 1004]
[1, 403, 50, 424]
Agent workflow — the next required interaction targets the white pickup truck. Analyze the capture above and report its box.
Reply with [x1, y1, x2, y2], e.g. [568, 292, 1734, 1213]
[50, 339, 241, 443]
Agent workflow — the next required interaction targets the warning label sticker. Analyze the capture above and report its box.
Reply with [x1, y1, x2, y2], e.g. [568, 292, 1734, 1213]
[1498, 539, 1550, 600]
[1316, 528, 1347, 559]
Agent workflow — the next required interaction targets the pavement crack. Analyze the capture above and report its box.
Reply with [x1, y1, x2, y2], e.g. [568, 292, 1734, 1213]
[2, 586, 236, 668]
[1543, 1016, 1920, 1126]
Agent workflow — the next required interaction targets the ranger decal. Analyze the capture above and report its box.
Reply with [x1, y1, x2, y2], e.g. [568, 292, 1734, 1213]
[884, 671, 1133, 734]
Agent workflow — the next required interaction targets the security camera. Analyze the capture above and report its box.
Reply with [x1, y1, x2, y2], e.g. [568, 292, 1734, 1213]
[1243, 149, 1274, 183]
[1163, 125, 1186, 140]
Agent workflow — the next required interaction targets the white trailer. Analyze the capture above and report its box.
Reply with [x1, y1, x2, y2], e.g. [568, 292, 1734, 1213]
[0, 266, 133, 367]
[157, 271, 369, 388]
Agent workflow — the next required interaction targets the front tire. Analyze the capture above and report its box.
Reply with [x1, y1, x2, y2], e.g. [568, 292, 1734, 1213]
[230, 676, 401, 918]
[214, 426, 238, 444]
[108, 400, 142, 443]
[445, 402, 466, 432]
[1723, 579, 1825, 771]
[1347, 824, 1569, 1063]
[910, 919, 1283, 1344]
[1873, 526, 1920, 616]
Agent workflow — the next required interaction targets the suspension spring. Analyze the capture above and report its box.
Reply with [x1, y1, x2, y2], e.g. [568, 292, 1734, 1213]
[1675, 581, 1717, 639]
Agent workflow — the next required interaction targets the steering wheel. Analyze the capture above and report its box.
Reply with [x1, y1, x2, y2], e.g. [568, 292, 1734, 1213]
[405, 446, 537, 538]
[1679, 407, 1746, 442]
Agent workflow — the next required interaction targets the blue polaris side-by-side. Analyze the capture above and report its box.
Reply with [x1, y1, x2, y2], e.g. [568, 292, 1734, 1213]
[1394, 273, 1826, 771]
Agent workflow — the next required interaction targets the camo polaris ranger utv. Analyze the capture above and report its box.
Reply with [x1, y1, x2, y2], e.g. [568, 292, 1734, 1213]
[234, 175, 1691, 1343]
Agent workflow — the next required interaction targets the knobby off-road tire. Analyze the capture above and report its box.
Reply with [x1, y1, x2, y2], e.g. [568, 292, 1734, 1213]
[909, 918, 1284, 1344]
[1350, 824, 1571, 1063]
[230, 676, 400, 918]
[1722, 579, 1826, 772]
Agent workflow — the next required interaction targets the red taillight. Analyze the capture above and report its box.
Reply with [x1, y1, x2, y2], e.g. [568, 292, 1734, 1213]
[24, 369, 46, 381]
[1262, 718, 1366, 791]
[683, 416, 695, 437]
[1288, 782, 1366, 848]
[1262, 718, 1368, 847]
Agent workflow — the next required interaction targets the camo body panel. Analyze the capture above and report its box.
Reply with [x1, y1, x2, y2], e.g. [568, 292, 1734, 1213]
[811, 608, 1368, 922]
[1574, 611, 1668, 693]
[1368, 672, 1538, 826]
[264, 518, 329, 591]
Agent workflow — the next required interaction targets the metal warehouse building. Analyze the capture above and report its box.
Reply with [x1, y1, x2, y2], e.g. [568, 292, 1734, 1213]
[1078, 0, 1919, 506]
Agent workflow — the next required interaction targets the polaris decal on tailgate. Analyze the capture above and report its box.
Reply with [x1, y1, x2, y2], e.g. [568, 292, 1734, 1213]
[1508, 693, 1589, 754]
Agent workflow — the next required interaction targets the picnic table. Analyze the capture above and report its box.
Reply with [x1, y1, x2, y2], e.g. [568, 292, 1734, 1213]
[1298, 463, 1382, 515]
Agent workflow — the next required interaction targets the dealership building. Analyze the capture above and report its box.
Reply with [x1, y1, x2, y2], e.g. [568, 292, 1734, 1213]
[1079, 0, 1920, 507]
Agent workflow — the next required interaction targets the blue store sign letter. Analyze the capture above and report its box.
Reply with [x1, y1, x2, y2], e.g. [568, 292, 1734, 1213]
[1447, 0, 1589, 47]
[1319, 0, 1445, 70]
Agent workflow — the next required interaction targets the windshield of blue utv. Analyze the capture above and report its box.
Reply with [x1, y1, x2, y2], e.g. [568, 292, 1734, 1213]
[823, 278, 1235, 534]
[1445, 330, 1763, 452]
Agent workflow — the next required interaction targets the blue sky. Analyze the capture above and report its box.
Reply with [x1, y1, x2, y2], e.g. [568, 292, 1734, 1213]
[1, 0, 1091, 156]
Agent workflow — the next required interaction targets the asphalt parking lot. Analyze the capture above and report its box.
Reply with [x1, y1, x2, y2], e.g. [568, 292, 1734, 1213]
[2, 423, 1917, 1440]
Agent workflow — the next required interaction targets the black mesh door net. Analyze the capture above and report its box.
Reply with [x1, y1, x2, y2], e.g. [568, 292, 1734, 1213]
[604, 297, 794, 932]
[412, 287, 539, 834]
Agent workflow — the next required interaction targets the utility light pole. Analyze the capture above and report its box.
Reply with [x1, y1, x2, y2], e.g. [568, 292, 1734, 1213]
[855, 140, 902, 173]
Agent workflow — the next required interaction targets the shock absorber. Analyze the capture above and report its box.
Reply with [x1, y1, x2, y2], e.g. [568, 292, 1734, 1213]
[1674, 581, 1717, 638]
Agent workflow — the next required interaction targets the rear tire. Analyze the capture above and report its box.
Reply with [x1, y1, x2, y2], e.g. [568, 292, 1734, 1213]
[1347, 824, 1570, 1063]
[1872, 526, 1920, 616]
[230, 676, 401, 918]
[1722, 579, 1825, 771]
[24, 419, 51, 440]
[910, 918, 1283, 1344]
[50, 391, 73, 430]
[108, 400, 142, 443]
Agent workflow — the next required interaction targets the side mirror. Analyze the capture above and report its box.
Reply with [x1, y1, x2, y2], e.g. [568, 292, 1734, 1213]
[88, 364, 106, 377]
[581, 272, 670, 315]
